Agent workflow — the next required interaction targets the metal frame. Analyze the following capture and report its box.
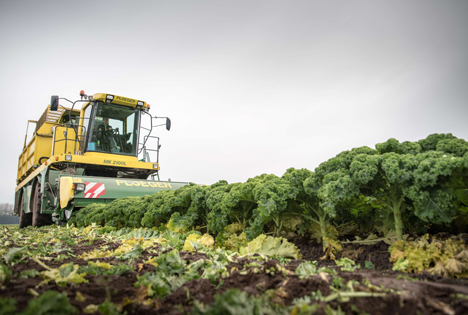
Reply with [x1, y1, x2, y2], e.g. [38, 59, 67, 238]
[51, 124, 87, 156]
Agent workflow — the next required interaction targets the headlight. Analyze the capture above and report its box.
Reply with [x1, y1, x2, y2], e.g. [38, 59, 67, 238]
[72, 183, 86, 192]
[153, 164, 159, 169]
[65, 155, 72, 161]
[136, 101, 144, 109]
[106, 94, 114, 103]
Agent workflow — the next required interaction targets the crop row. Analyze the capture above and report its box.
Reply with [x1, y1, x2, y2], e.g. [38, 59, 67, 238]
[70, 133, 468, 244]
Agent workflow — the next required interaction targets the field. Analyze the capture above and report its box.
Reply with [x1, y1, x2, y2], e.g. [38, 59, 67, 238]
[4, 134, 468, 314]
[1, 225, 468, 315]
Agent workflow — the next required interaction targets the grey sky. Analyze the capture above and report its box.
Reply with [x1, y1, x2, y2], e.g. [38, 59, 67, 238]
[1, 0, 467, 203]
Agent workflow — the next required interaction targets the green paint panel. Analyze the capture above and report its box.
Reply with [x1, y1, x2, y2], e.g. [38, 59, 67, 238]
[64, 175, 189, 204]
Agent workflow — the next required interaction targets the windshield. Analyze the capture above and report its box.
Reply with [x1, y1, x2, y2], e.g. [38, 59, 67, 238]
[86, 101, 139, 156]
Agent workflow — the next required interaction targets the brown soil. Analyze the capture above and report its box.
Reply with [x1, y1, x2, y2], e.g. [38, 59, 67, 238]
[1, 236, 468, 315]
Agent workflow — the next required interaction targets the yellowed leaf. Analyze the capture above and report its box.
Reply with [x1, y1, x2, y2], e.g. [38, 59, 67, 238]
[75, 291, 87, 302]
[27, 288, 39, 297]
[83, 304, 99, 314]
[135, 284, 150, 301]
[144, 257, 159, 268]
[390, 249, 405, 262]
[137, 263, 144, 272]
[319, 272, 329, 283]
[445, 259, 466, 275]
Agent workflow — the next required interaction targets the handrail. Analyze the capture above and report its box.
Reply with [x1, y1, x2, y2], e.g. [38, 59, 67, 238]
[23, 120, 38, 149]
[138, 114, 166, 163]
[52, 124, 87, 155]
[141, 135, 160, 163]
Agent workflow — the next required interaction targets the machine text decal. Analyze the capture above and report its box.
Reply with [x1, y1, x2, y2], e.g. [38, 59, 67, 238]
[116, 96, 135, 103]
[115, 180, 172, 188]
[103, 160, 126, 166]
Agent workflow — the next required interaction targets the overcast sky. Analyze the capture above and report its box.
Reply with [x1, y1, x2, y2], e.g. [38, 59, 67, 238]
[1, 0, 467, 204]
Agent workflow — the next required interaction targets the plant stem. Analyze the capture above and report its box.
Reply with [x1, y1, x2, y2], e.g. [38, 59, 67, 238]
[319, 214, 328, 240]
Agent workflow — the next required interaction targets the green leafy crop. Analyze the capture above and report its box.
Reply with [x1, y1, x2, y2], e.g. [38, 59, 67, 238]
[69, 133, 468, 247]
[311, 134, 467, 240]
[0, 297, 16, 315]
[21, 290, 78, 315]
[78, 261, 133, 276]
[192, 288, 288, 315]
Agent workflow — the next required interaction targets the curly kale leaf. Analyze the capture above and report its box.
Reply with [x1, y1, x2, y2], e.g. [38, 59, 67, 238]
[376, 138, 422, 155]
[166, 185, 210, 233]
[312, 134, 468, 240]
[74, 203, 107, 227]
[141, 185, 195, 228]
[314, 149, 408, 239]
[102, 196, 146, 228]
[436, 138, 468, 157]
[246, 175, 299, 240]
[407, 186, 458, 223]
[417, 133, 458, 152]
[283, 168, 331, 239]
[413, 151, 464, 187]
[207, 181, 257, 234]
[206, 182, 239, 233]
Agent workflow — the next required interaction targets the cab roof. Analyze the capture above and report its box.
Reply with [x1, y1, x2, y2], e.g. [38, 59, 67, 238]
[91, 93, 148, 109]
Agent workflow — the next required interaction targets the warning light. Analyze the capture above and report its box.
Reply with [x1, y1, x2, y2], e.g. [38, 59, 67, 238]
[80, 90, 87, 100]
[55, 156, 59, 161]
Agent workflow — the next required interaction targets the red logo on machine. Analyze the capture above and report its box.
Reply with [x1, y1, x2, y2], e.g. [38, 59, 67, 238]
[84, 182, 106, 198]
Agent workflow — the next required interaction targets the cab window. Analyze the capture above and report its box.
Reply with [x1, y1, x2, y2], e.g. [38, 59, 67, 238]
[86, 101, 139, 155]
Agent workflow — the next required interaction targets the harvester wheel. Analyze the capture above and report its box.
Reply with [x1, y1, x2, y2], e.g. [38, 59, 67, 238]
[19, 193, 32, 228]
[31, 182, 53, 227]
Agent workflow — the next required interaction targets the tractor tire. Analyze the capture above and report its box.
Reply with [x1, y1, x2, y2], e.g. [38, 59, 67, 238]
[19, 193, 32, 228]
[31, 182, 53, 227]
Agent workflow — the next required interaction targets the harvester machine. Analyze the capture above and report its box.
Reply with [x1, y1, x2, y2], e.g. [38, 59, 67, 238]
[14, 91, 188, 227]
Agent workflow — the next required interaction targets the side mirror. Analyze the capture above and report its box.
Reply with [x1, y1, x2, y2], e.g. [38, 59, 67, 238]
[166, 118, 171, 131]
[50, 95, 59, 111]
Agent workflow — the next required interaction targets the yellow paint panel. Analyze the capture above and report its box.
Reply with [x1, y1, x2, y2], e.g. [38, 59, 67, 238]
[44, 153, 158, 171]
[91, 93, 147, 109]
[59, 177, 74, 209]
[17, 123, 54, 182]
[53, 126, 80, 155]
[83, 151, 138, 162]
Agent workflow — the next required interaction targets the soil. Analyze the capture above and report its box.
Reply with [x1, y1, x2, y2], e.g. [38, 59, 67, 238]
[1, 236, 468, 315]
